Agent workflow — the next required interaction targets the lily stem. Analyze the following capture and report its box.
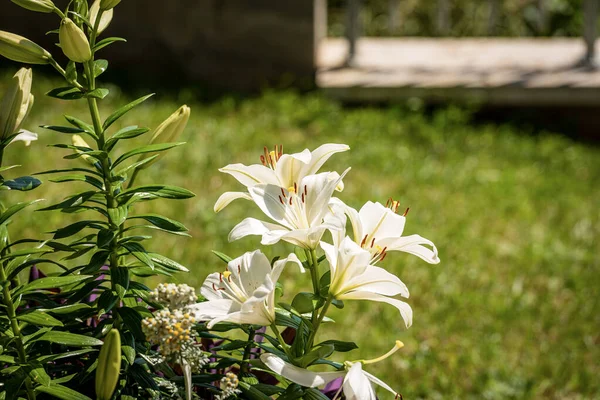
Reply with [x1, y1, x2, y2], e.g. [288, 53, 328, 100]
[0, 154, 36, 400]
[270, 322, 292, 359]
[306, 295, 333, 351]
[240, 326, 256, 373]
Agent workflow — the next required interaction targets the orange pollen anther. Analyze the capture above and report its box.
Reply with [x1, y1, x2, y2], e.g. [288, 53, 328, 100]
[360, 234, 368, 247]
[403, 207, 410, 217]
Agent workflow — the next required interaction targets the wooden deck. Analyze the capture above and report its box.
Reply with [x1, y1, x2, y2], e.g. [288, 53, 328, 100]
[317, 38, 600, 106]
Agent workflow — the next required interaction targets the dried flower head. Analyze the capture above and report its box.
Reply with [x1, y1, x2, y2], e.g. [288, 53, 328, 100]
[216, 372, 241, 400]
[141, 309, 196, 356]
[148, 283, 198, 309]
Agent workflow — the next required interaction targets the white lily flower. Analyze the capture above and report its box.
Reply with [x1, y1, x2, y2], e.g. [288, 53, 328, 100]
[261, 341, 403, 400]
[8, 129, 37, 146]
[331, 198, 439, 265]
[322, 236, 413, 328]
[189, 250, 302, 328]
[215, 143, 349, 212]
[228, 170, 348, 250]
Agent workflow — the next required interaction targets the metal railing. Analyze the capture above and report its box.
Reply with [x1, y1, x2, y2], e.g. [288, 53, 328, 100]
[343, 0, 600, 67]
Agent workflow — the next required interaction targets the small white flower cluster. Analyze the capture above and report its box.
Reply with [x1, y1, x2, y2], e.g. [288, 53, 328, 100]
[181, 344, 210, 373]
[149, 283, 198, 309]
[142, 309, 197, 356]
[216, 372, 241, 400]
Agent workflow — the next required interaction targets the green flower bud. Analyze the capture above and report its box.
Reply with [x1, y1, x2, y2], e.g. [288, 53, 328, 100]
[10, 0, 55, 13]
[59, 18, 91, 63]
[0, 30, 51, 64]
[0, 68, 33, 140]
[89, 0, 113, 34]
[136, 105, 190, 169]
[100, 0, 121, 10]
[95, 329, 121, 400]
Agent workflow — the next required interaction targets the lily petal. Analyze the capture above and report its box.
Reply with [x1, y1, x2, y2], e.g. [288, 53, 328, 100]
[385, 234, 440, 264]
[298, 143, 350, 179]
[343, 265, 409, 297]
[359, 201, 406, 242]
[9, 129, 37, 146]
[363, 370, 398, 396]
[214, 191, 252, 212]
[228, 217, 285, 242]
[190, 299, 236, 321]
[260, 354, 344, 388]
[338, 290, 413, 328]
[343, 363, 377, 400]
[219, 163, 279, 187]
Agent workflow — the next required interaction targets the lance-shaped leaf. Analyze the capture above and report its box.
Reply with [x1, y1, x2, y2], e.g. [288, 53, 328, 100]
[18, 311, 64, 327]
[103, 93, 154, 130]
[36, 384, 93, 399]
[33, 331, 103, 346]
[14, 275, 92, 295]
[111, 142, 184, 168]
[127, 214, 187, 233]
[116, 185, 194, 204]
[93, 36, 126, 52]
[0, 199, 44, 226]
[1, 176, 41, 191]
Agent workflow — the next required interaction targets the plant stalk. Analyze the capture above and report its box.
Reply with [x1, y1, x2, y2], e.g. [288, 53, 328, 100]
[240, 327, 256, 373]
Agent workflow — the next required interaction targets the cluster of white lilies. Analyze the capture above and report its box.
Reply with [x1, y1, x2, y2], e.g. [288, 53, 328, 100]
[190, 144, 440, 399]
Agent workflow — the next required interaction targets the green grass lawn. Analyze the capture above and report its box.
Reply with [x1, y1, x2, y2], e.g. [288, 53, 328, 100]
[2, 74, 599, 399]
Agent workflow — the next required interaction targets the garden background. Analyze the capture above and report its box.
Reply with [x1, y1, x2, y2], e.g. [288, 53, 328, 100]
[1, 0, 599, 398]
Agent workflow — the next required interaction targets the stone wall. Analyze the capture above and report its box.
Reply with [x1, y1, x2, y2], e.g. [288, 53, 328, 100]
[0, 0, 326, 90]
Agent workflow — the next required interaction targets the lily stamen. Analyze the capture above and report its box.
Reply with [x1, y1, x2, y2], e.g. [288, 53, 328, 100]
[403, 207, 410, 217]
[362, 340, 404, 365]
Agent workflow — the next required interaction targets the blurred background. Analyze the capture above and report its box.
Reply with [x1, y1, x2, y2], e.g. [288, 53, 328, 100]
[1, 0, 599, 398]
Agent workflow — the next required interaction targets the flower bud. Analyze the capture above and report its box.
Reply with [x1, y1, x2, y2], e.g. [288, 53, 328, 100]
[0, 68, 33, 140]
[59, 18, 91, 63]
[95, 329, 121, 400]
[10, 0, 55, 13]
[136, 105, 190, 169]
[100, 0, 120, 10]
[0, 30, 51, 64]
[89, 0, 113, 34]
[72, 134, 95, 164]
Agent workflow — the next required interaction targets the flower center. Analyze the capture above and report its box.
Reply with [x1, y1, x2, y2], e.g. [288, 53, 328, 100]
[260, 145, 283, 170]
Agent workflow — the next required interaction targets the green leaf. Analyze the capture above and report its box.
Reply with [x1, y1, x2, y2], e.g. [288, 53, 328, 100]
[103, 93, 154, 131]
[97, 229, 115, 248]
[65, 61, 77, 82]
[212, 250, 233, 264]
[303, 388, 331, 400]
[35, 167, 101, 177]
[85, 88, 109, 99]
[36, 384, 93, 400]
[108, 206, 128, 226]
[36, 349, 96, 363]
[128, 214, 187, 233]
[40, 125, 86, 134]
[112, 267, 129, 299]
[93, 36, 127, 52]
[52, 220, 102, 239]
[296, 344, 335, 367]
[34, 331, 103, 347]
[94, 59, 108, 77]
[15, 275, 91, 295]
[316, 339, 358, 352]
[117, 307, 145, 340]
[149, 253, 188, 272]
[41, 304, 92, 315]
[111, 142, 184, 168]
[0, 200, 44, 226]
[49, 175, 104, 190]
[18, 311, 64, 327]
[116, 184, 195, 204]
[121, 331, 135, 365]
[28, 366, 51, 387]
[110, 126, 149, 141]
[80, 251, 109, 274]
[113, 155, 159, 178]
[38, 191, 96, 211]
[292, 292, 315, 314]
[64, 115, 95, 137]
[238, 381, 272, 400]
[46, 87, 84, 100]
[122, 242, 153, 269]
[2, 176, 41, 191]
